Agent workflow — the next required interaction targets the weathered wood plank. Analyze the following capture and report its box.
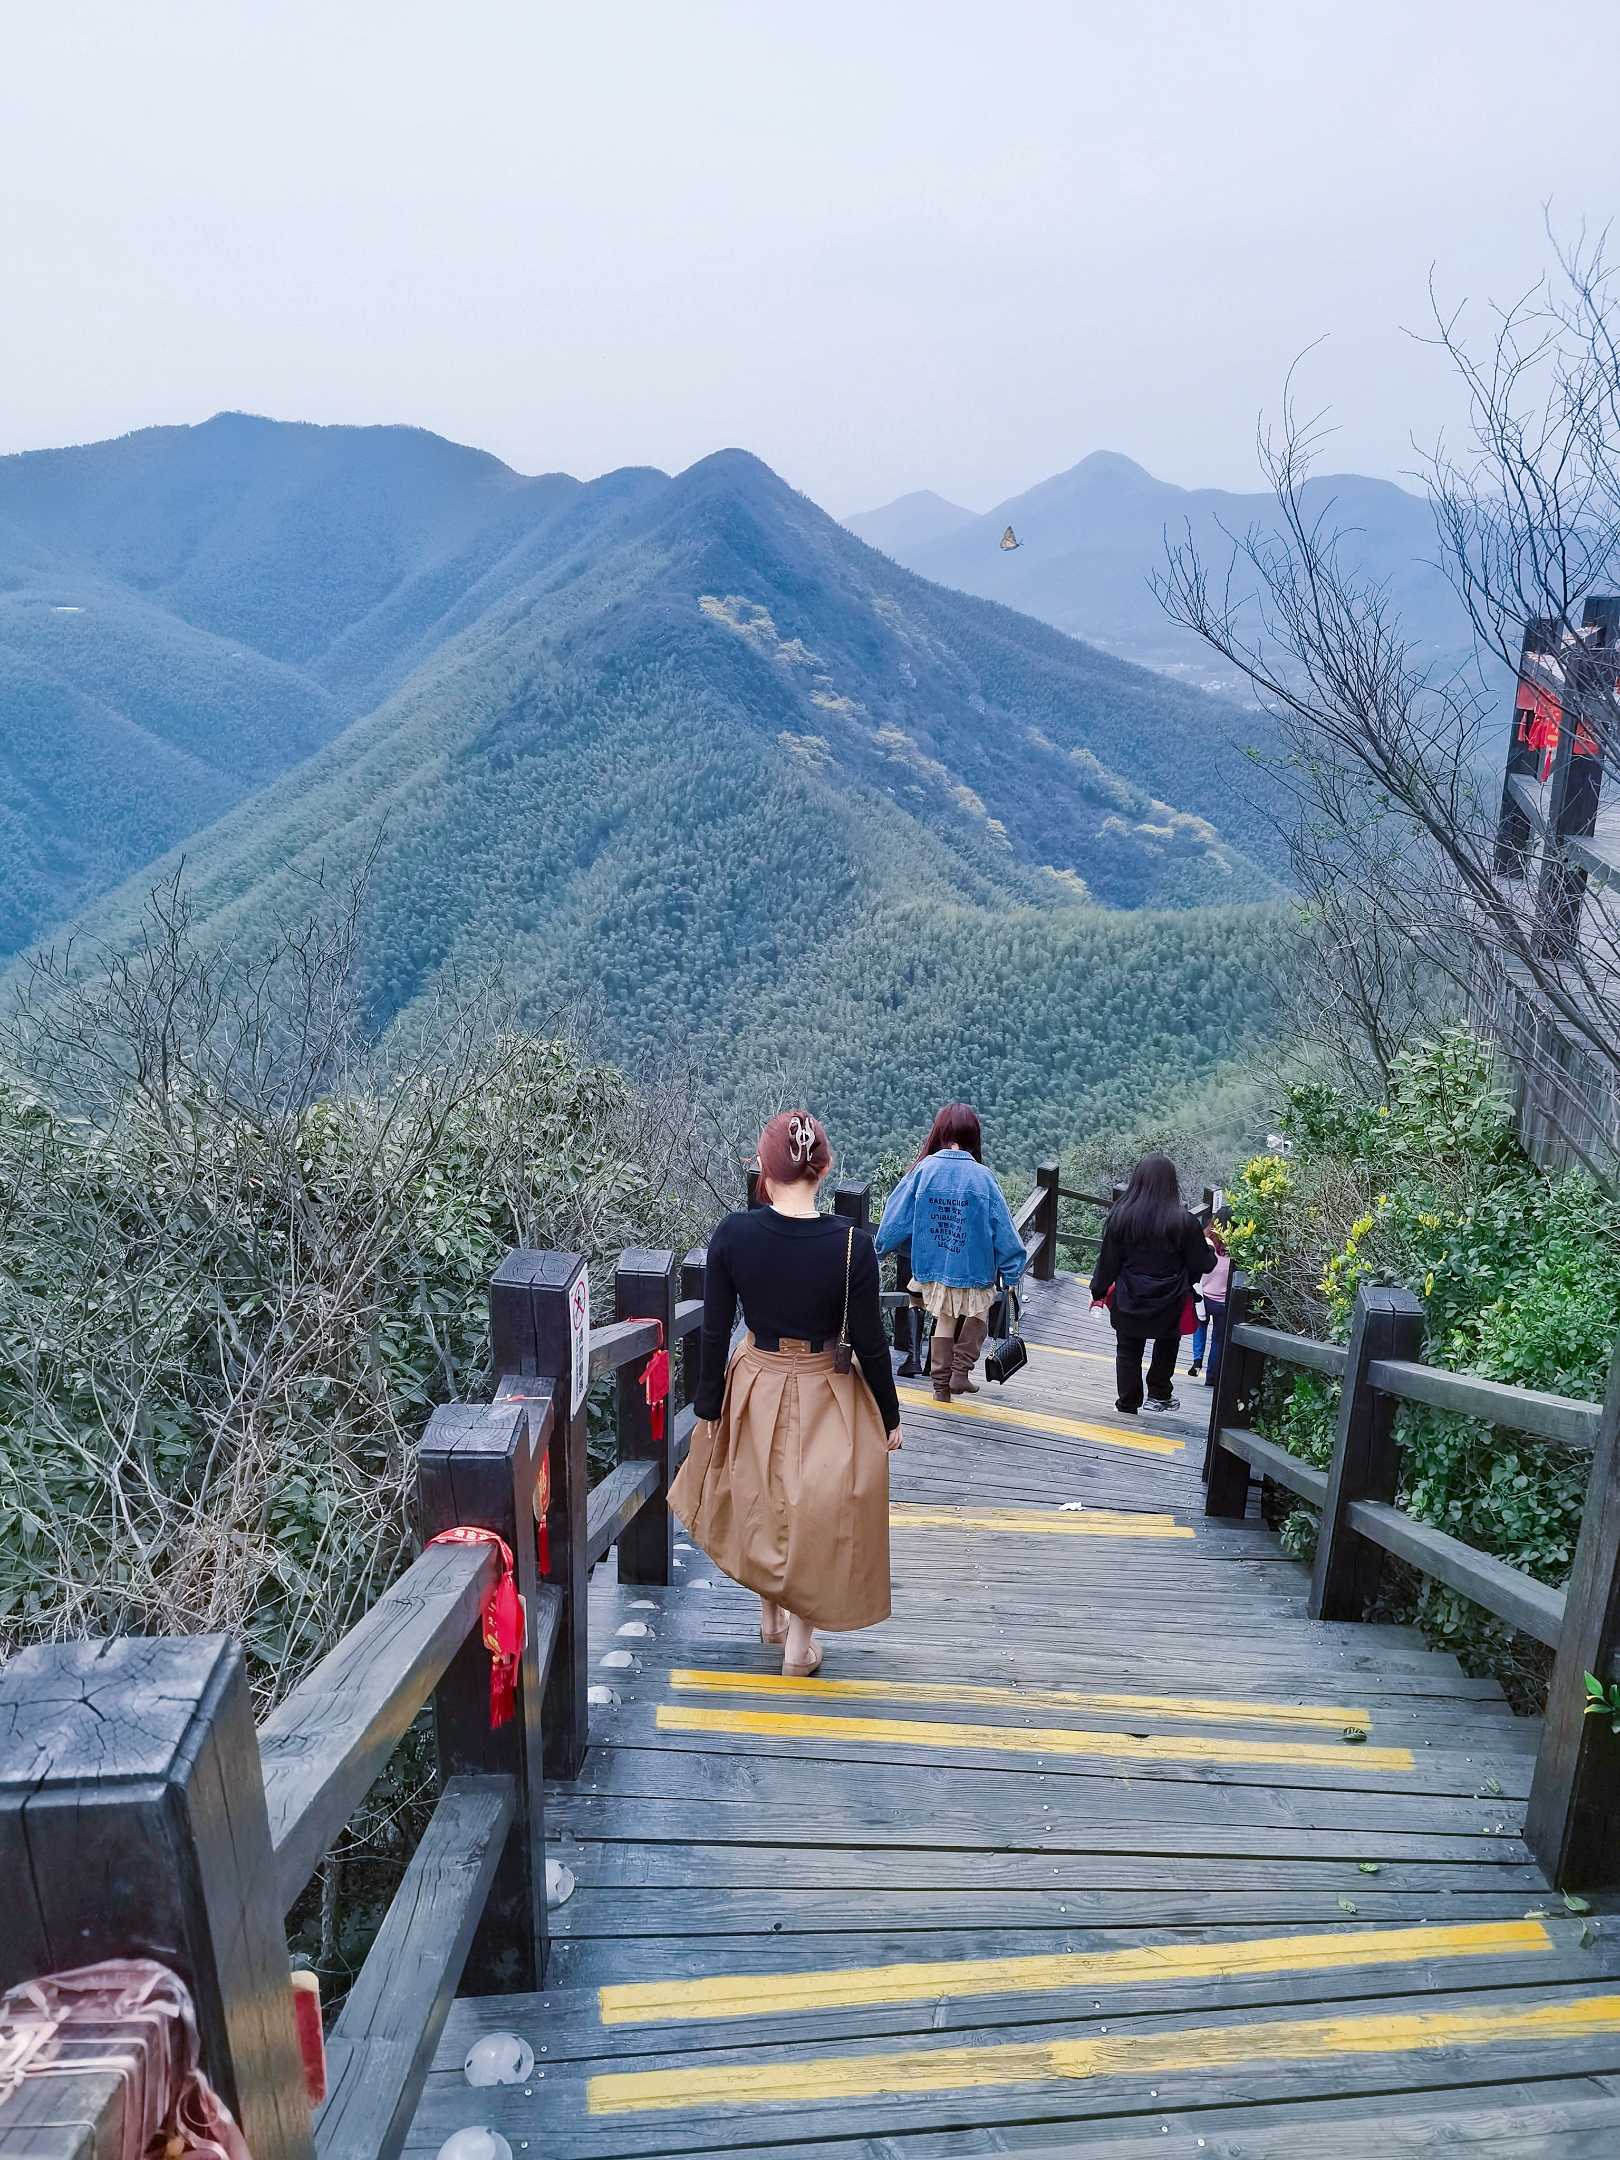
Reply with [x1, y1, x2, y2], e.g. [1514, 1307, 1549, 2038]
[997, 2090, 1620, 2158]
[0, 2071, 126, 2159]
[588, 1318, 663, 1382]
[404, 1976, 1620, 2156]
[314, 1775, 514, 2160]
[586, 1460, 661, 1568]
[444, 1920, 1617, 2056]
[551, 1755, 1533, 1846]
[1346, 1497, 1567, 1649]
[1367, 1359, 1601, 1450]
[1229, 1322, 1349, 1379]
[260, 1537, 495, 1914]
[1219, 1427, 1329, 1507]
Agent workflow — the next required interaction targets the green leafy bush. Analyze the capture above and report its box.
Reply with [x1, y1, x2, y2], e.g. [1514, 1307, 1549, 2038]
[1241, 1029, 1620, 1698]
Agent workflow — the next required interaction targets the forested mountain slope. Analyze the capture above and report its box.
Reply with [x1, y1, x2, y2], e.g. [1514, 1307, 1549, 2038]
[847, 449, 1473, 696]
[0, 418, 1288, 960]
[37, 434, 1290, 1161]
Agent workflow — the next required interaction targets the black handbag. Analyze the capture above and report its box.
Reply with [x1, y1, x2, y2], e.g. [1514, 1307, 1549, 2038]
[983, 1279, 1028, 1384]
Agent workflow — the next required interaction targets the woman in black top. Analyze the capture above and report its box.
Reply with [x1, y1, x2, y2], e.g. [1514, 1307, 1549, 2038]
[1089, 1153, 1215, 1416]
[670, 1110, 903, 1676]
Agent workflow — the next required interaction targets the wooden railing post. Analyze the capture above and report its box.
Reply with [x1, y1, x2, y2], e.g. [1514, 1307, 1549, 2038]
[1033, 1160, 1060, 1280]
[833, 1181, 871, 1231]
[1526, 1343, 1620, 1887]
[0, 1635, 313, 2160]
[616, 1248, 679, 1585]
[1309, 1284, 1426, 1621]
[680, 1247, 707, 1408]
[746, 1162, 763, 1209]
[487, 1250, 590, 1781]
[417, 1390, 551, 1992]
[1204, 1273, 1257, 1515]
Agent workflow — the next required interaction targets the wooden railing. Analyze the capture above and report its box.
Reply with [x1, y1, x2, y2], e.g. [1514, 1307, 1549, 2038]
[1205, 1273, 1620, 1889]
[0, 1163, 1066, 2158]
[0, 1241, 704, 2160]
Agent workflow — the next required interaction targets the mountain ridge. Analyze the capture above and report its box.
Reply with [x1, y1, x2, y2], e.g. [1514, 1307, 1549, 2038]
[8, 419, 1292, 1159]
[845, 448, 1470, 697]
[0, 417, 1288, 958]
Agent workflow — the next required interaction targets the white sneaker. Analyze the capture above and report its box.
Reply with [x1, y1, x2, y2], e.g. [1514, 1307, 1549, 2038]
[1145, 1394, 1179, 1413]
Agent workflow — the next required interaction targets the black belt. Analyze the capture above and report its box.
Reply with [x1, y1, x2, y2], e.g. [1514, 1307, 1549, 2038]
[751, 1332, 830, 1353]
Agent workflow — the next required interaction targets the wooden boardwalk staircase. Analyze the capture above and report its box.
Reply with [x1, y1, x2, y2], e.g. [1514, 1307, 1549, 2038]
[10, 1175, 1620, 2159]
[409, 1271, 1620, 2157]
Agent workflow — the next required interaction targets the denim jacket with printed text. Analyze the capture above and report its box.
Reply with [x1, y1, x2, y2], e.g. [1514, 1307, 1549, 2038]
[874, 1150, 1029, 1291]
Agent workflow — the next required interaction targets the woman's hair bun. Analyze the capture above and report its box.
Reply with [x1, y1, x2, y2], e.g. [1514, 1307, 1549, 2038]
[756, 1109, 833, 1191]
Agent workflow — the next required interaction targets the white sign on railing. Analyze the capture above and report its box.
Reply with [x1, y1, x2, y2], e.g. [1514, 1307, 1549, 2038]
[570, 1266, 590, 1407]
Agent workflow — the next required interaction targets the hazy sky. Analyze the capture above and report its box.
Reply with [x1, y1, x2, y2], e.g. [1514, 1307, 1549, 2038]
[2, 2, 1614, 516]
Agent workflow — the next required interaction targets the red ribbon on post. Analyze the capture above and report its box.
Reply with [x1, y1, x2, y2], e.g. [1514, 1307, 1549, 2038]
[426, 1527, 526, 1728]
[629, 1318, 670, 1442]
[534, 1447, 551, 1577]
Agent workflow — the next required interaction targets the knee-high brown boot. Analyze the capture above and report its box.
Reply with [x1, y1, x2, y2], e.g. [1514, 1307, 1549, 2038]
[929, 1320, 955, 1402]
[951, 1315, 989, 1393]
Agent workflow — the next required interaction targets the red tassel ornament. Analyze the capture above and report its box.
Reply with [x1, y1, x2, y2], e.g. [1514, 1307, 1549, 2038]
[627, 1319, 670, 1442]
[426, 1526, 526, 1727]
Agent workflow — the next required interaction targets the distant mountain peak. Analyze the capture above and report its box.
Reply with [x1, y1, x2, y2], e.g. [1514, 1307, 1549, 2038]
[1070, 449, 1158, 482]
[842, 489, 978, 556]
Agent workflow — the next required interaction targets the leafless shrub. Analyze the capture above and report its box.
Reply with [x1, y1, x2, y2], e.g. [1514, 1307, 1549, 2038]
[1153, 231, 1620, 1153]
[0, 873, 720, 1707]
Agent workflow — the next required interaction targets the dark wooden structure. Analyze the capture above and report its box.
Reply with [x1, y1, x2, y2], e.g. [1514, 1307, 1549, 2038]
[9, 1177, 1620, 2154]
[1481, 592, 1620, 1172]
[1207, 1275, 1620, 1889]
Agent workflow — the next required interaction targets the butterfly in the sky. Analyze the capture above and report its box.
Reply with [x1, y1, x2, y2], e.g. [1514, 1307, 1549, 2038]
[1000, 526, 1021, 550]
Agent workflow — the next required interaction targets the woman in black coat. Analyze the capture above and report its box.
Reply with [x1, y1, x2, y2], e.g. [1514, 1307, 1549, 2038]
[1089, 1154, 1216, 1415]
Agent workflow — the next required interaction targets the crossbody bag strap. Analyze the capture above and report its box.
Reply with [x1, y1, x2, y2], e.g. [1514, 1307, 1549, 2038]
[830, 1224, 857, 1374]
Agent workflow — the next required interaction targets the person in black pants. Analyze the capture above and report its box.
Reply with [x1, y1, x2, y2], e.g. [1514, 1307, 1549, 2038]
[1089, 1154, 1216, 1415]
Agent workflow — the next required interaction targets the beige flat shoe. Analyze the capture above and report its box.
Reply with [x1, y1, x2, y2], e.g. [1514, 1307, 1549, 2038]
[783, 1638, 823, 1679]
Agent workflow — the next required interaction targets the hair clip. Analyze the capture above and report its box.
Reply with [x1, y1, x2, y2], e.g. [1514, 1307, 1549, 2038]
[788, 1113, 816, 1165]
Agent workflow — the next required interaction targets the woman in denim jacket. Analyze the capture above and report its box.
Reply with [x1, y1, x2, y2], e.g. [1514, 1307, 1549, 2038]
[876, 1104, 1029, 1401]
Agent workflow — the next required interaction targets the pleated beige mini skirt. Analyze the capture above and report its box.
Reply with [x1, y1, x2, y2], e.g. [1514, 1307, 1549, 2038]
[668, 1334, 891, 1631]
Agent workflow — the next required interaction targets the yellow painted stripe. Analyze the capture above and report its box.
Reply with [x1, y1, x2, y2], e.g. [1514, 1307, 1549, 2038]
[589, 1990, 1620, 2112]
[665, 1667, 1374, 1729]
[890, 1504, 1192, 1539]
[598, 1919, 1550, 2026]
[896, 1386, 1185, 1456]
[655, 1703, 1415, 1771]
[1025, 1340, 1117, 1366]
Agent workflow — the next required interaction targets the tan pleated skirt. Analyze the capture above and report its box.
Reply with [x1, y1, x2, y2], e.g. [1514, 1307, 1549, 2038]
[668, 1334, 891, 1631]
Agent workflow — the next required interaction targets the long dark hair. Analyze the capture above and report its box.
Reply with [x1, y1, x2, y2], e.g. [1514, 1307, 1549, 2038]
[912, 1102, 983, 1168]
[1112, 1153, 1184, 1245]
